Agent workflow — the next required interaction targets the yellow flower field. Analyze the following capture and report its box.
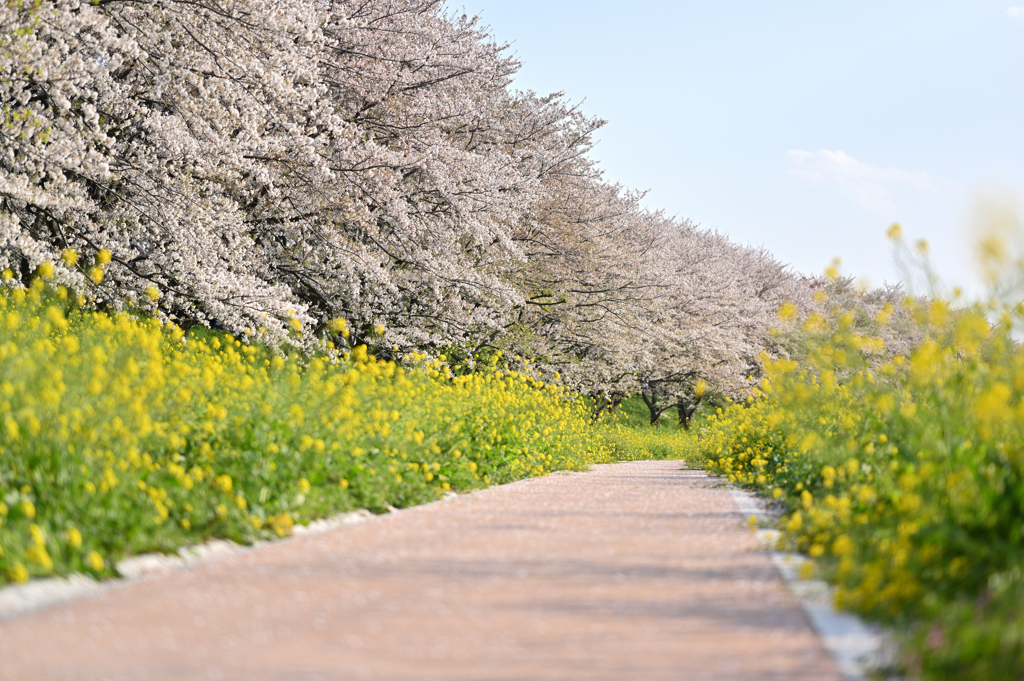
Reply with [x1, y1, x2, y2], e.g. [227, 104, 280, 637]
[684, 293, 1024, 679]
[0, 280, 654, 586]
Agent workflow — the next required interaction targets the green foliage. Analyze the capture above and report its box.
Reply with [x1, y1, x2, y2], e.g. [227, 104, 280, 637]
[611, 395, 717, 430]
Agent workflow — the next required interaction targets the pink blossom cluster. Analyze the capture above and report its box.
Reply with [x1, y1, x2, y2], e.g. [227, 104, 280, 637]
[0, 0, 907, 407]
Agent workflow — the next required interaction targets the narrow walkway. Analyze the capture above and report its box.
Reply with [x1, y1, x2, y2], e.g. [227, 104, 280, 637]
[0, 461, 840, 681]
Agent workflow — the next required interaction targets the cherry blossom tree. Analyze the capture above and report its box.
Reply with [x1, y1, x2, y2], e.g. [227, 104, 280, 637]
[0, 0, 557, 347]
[629, 222, 799, 424]
[0, 0, 909, 410]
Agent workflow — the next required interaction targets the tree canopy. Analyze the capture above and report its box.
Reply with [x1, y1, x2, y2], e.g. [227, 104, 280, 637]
[0, 0, 903, 412]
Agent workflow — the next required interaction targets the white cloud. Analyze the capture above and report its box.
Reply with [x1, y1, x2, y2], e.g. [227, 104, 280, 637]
[1007, 6, 1024, 19]
[786, 149, 939, 214]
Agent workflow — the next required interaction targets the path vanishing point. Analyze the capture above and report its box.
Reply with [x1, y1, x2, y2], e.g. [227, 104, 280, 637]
[0, 461, 843, 680]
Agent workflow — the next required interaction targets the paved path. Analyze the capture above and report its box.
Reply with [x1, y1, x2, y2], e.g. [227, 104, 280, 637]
[0, 461, 841, 681]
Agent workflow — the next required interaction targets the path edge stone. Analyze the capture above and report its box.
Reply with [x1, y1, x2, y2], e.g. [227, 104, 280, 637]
[0, 508, 376, 622]
[728, 486, 903, 681]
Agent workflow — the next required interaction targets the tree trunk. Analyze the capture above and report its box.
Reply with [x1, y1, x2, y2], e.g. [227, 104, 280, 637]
[640, 392, 663, 426]
[676, 396, 702, 430]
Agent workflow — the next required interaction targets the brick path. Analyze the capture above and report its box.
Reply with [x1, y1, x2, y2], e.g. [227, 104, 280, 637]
[0, 461, 841, 680]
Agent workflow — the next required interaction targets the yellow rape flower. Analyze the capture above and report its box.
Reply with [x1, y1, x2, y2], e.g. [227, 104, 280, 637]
[270, 513, 294, 537]
[832, 535, 854, 557]
[86, 551, 104, 572]
[9, 563, 28, 583]
[66, 527, 83, 549]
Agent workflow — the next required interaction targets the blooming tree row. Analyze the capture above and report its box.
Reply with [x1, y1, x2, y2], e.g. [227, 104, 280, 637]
[0, 0, 903, 411]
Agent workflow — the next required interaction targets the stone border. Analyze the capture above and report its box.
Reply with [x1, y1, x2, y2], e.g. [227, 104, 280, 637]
[729, 487, 901, 680]
[0, 509, 375, 622]
[0, 572, 107, 623]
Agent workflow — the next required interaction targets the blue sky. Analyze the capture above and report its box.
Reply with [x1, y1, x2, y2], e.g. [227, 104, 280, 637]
[465, 0, 1024, 293]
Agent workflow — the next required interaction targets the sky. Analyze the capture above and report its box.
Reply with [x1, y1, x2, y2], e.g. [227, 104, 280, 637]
[464, 0, 1024, 295]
